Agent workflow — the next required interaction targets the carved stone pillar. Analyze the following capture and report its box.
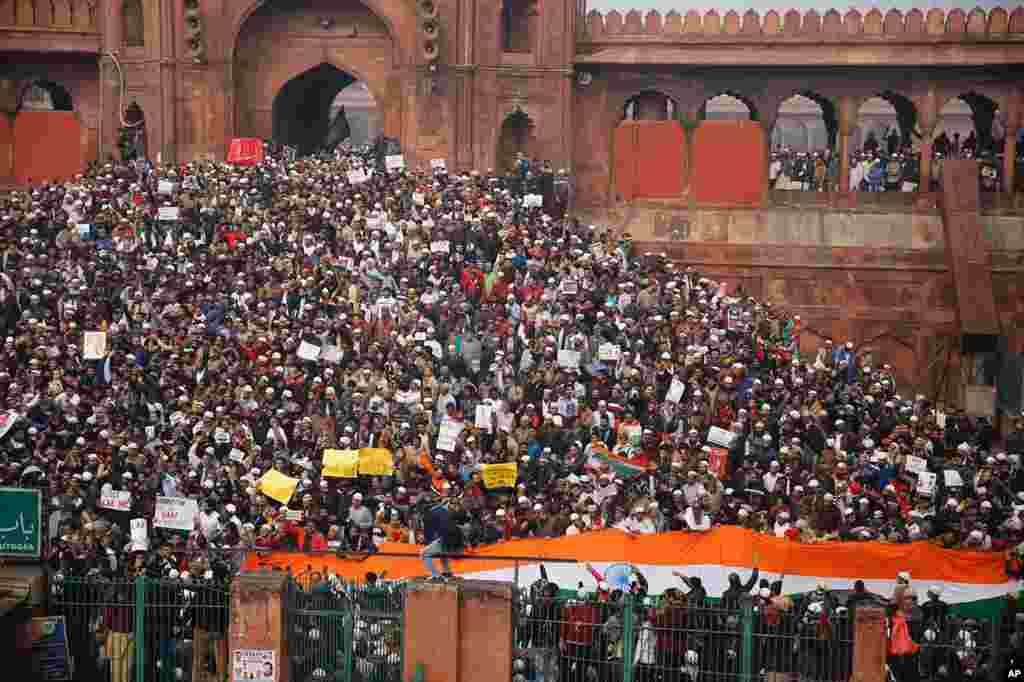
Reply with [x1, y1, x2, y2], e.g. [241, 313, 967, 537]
[98, 0, 124, 161]
[918, 130, 935, 193]
[759, 112, 775, 203]
[1004, 126, 1017, 193]
[837, 96, 853, 193]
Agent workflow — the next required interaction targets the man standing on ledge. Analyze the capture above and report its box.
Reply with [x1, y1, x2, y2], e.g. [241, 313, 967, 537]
[422, 486, 462, 580]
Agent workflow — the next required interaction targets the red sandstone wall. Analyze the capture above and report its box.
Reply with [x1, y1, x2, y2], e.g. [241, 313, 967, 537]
[0, 115, 12, 180]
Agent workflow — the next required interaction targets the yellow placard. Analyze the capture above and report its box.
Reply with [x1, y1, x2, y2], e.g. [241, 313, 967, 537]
[322, 449, 359, 478]
[358, 448, 395, 476]
[258, 469, 299, 506]
[482, 462, 518, 489]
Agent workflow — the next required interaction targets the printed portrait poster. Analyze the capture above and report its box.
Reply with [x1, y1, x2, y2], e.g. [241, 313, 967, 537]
[233, 649, 276, 682]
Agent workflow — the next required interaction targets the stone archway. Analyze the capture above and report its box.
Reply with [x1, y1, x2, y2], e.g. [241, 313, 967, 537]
[233, 0, 401, 146]
[272, 63, 358, 155]
[496, 109, 536, 172]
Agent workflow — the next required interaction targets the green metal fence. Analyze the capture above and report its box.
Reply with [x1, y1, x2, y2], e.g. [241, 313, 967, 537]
[512, 591, 859, 682]
[49, 572, 1008, 682]
[284, 578, 405, 682]
[50, 575, 231, 682]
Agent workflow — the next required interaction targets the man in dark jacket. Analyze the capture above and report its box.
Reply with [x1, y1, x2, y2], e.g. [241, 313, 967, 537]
[421, 492, 461, 579]
[721, 567, 760, 611]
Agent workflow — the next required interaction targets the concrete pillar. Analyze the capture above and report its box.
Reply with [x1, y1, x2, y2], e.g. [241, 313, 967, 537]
[404, 580, 514, 682]
[852, 607, 888, 682]
[229, 572, 289, 682]
[1005, 127, 1017, 193]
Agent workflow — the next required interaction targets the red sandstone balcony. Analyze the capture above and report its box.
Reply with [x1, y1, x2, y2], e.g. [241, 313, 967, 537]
[576, 6, 1024, 66]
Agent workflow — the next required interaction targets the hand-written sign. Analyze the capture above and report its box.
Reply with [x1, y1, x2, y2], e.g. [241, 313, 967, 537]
[905, 455, 927, 475]
[481, 462, 518, 488]
[917, 471, 937, 496]
[99, 490, 131, 512]
[358, 448, 394, 476]
[322, 449, 359, 478]
[153, 496, 199, 531]
[436, 419, 464, 452]
[82, 331, 107, 360]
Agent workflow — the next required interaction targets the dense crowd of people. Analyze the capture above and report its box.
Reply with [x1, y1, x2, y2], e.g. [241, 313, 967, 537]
[2, 141, 1024, 585]
[5, 138, 1024, 682]
[770, 126, 1016, 193]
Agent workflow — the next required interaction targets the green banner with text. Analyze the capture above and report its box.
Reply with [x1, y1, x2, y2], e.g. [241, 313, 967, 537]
[0, 487, 42, 559]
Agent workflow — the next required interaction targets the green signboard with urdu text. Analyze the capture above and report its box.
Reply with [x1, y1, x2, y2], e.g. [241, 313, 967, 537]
[0, 487, 42, 559]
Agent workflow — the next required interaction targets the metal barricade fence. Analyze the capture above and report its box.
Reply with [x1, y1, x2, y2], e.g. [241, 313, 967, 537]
[51, 576, 136, 682]
[49, 575, 231, 682]
[512, 592, 861, 682]
[284, 578, 405, 682]
[750, 600, 855, 682]
[916, 615, 997, 681]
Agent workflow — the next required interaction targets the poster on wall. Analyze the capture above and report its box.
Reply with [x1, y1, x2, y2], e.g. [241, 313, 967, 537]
[24, 617, 72, 680]
[232, 649, 276, 682]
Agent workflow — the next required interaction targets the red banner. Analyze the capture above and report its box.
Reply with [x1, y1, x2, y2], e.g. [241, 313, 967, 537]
[227, 138, 264, 166]
[708, 447, 729, 480]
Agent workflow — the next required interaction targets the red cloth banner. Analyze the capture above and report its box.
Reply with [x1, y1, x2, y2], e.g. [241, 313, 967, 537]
[227, 138, 265, 165]
[13, 112, 83, 184]
[692, 120, 766, 207]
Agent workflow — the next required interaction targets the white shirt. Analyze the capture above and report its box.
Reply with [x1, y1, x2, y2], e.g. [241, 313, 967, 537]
[682, 507, 712, 532]
[616, 516, 656, 535]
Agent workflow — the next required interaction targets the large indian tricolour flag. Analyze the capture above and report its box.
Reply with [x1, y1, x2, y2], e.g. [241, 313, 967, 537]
[247, 526, 1017, 618]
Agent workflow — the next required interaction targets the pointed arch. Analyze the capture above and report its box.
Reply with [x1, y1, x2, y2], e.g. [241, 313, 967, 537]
[272, 63, 359, 155]
[854, 91, 918, 153]
[700, 92, 757, 121]
[17, 79, 73, 111]
[622, 90, 678, 122]
[938, 92, 999, 158]
[774, 91, 836, 151]
[497, 108, 537, 172]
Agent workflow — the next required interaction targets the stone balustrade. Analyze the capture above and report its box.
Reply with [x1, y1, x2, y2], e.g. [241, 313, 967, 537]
[581, 6, 1024, 41]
